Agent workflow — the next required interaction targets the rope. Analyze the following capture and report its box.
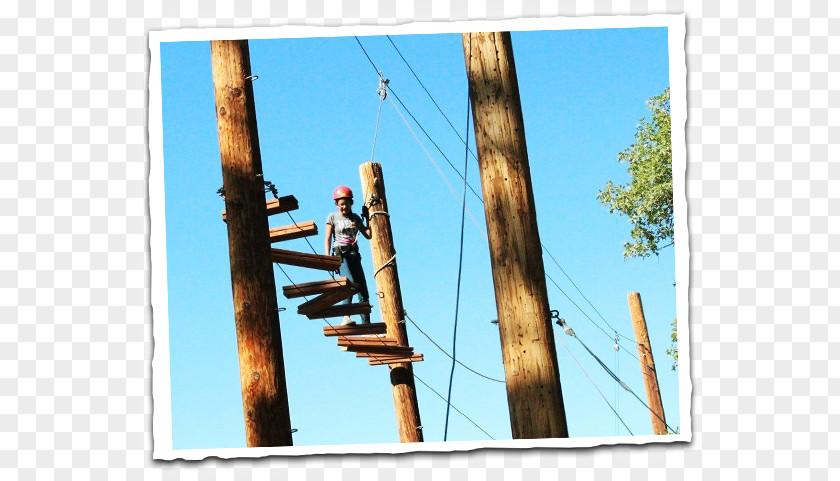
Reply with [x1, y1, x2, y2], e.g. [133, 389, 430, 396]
[373, 253, 396, 278]
[444, 36, 472, 442]
[413, 374, 496, 440]
[405, 312, 504, 383]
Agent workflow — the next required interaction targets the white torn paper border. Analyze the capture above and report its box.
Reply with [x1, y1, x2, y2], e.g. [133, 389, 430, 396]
[148, 14, 689, 460]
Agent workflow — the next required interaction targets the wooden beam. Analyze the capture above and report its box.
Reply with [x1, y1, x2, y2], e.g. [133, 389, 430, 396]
[283, 277, 355, 299]
[269, 221, 318, 243]
[349, 345, 414, 355]
[369, 354, 424, 366]
[336, 337, 398, 347]
[305, 302, 371, 320]
[222, 195, 298, 222]
[296, 288, 353, 317]
[323, 322, 387, 337]
[270, 248, 341, 271]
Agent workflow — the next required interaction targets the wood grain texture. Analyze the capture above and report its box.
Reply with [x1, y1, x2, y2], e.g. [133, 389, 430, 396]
[211, 39, 292, 447]
[462, 32, 568, 439]
[359, 162, 424, 443]
[628, 292, 667, 435]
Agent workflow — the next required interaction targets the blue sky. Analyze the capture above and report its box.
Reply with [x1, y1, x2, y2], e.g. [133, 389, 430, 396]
[158, 26, 678, 449]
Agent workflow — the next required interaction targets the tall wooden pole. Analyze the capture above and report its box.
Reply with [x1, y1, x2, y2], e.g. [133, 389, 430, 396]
[627, 292, 667, 435]
[211, 40, 293, 447]
[462, 32, 568, 439]
[359, 162, 423, 443]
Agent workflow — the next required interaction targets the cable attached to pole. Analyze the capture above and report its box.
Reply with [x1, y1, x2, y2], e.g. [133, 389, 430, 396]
[444, 34, 472, 442]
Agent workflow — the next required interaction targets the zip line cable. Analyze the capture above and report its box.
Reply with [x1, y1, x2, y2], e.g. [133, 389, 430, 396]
[404, 312, 504, 383]
[443, 71, 472, 442]
[557, 318, 677, 434]
[387, 97, 485, 233]
[555, 327, 634, 436]
[355, 37, 484, 204]
[413, 374, 496, 440]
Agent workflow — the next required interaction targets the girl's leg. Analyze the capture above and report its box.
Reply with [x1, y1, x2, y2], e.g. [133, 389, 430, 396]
[337, 253, 353, 306]
[345, 253, 370, 323]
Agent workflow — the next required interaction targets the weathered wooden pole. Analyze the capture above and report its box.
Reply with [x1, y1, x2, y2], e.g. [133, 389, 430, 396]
[462, 32, 568, 439]
[627, 292, 667, 435]
[359, 162, 423, 443]
[211, 40, 293, 447]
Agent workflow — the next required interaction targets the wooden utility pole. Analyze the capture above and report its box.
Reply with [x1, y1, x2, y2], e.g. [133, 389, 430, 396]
[211, 40, 293, 447]
[462, 32, 568, 439]
[359, 162, 423, 443]
[627, 292, 667, 435]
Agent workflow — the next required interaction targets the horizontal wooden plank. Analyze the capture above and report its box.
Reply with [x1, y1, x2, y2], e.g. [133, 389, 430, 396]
[323, 323, 387, 337]
[222, 195, 298, 221]
[283, 277, 355, 299]
[349, 345, 414, 355]
[336, 337, 398, 347]
[368, 354, 424, 366]
[270, 248, 341, 271]
[306, 302, 371, 320]
[269, 221, 318, 243]
[297, 288, 353, 316]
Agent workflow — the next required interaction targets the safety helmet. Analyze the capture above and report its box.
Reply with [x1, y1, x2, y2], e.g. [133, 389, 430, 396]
[333, 185, 353, 201]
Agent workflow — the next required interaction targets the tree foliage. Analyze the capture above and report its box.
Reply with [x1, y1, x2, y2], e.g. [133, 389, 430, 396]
[598, 88, 673, 259]
[600, 88, 678, 370]
[666, 317, 678, 370]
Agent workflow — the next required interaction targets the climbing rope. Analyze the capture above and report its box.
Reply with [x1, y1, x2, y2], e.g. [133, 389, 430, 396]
[444, 35, 472, 442]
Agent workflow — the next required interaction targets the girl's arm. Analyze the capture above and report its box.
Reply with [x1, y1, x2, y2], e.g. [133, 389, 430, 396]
[356, 215, 372, 240]
[324, 223, 334, 255]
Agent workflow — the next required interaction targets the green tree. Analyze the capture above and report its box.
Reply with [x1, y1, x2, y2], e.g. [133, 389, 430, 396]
[598, 87, 673, 259]
[599, 88, 677, 369]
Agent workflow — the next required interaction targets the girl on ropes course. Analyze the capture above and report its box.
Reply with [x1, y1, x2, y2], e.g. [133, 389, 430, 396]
[324, 185, 372, 326]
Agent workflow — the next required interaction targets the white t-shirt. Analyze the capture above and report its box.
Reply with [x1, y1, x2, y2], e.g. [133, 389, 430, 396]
[326, 211, 364, 248]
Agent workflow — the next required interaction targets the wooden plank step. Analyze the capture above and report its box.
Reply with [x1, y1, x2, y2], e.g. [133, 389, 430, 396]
[323, 323, 387, 337]
[283, 277, 356, 299]
[306, 302, 371, 320]
[349, 345, 414, 355]
[297, 288, 354, 317]
[368, 354, 424, 366]
[269, 221, 318, 243]
[336, 337, 398, 347]
[222, 195, 298, 221]
[270, 248, 341, 271]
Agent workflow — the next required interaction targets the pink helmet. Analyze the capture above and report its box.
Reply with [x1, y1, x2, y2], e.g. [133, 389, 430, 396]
[333, 185, 353, 201]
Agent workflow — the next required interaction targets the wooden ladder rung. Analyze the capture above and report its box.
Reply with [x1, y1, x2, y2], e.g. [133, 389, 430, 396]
[323, 323, 387, 337]
[270, 248, 341, 271]
[368, 354, 424, 366]
[350, 345, 414, 355]
[283, 277, 355, 299]
[306, 302, 371, 320]
[269, 221, 318, 243]
[297, 288, 354, 317]
[336, 337, 398, 347]
[222, 195, 298, 222]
